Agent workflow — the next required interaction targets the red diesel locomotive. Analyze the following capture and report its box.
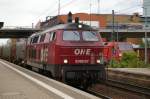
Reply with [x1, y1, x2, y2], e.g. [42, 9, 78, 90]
[103, 42, 134, 62]
[26, 22, 106, 87]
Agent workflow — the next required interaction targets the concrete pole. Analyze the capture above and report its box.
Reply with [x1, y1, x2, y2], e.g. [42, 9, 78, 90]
[58, 0, 60, 16]
[90, 1, 92, 27]
[97, 0, 100, 14]
[110, 10, 115, 67]
[32, 23, 34, 28]
[117, 22, 119, 42]
[144, 7, 148, 64]
[111, 10, 115, 41]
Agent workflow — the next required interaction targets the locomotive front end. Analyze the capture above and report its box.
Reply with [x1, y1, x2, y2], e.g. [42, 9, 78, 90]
[57, 28, 106, 88]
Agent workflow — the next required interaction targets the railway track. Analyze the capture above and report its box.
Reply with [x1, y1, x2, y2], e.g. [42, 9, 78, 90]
[12, 59, 150, 98]
[106, 79, 150, 97]
[86, 89, 112, 99]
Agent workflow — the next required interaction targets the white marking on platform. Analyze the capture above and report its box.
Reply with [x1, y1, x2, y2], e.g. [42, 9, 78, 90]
[0, 92, 26, 99]
[0, 61, 74, 99]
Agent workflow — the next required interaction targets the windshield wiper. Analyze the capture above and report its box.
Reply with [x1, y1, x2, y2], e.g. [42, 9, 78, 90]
[73, 31, 80, 37]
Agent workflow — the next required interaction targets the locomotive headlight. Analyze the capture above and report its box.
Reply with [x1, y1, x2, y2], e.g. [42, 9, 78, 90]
[64, 59, 68, 64]
[78, 24, 82, 28]
[119, 53, 122, 57]
[96, 59, 101, 64]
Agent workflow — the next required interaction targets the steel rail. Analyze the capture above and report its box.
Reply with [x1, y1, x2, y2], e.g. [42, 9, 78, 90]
[86, 89, 112, 99]
[106, 79, 150, 96]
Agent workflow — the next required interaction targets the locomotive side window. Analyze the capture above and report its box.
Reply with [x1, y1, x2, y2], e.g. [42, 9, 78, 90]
[30, 38, 33, 44]
[63, 31, 80, 41]
[82, 31, 99, 41]
[32, 36, 39, 43]
[49, 32, 56, 41]
[40, 34, 46, 42]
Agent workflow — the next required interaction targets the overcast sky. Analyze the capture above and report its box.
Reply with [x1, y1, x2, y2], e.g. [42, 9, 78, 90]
[0, 0, 144, 44]
[0, 0, 143, 27]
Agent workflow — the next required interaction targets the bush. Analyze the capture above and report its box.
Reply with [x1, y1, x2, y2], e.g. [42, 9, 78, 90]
[109, 51, 149, 68]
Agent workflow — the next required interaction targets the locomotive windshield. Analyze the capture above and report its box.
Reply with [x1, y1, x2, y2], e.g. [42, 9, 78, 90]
[82, 31, 99, 41]
[63, 31, 80, 41]
[63, 30, 99, 41]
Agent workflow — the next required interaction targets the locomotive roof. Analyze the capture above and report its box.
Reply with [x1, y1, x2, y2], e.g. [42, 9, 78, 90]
[30, 23, 97, 37]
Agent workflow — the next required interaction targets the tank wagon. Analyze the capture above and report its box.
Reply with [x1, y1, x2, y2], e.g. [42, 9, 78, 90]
[0, 40, 13, 61]
[15, 38, 27, 64]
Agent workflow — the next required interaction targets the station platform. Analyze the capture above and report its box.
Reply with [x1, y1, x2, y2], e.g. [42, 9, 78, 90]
[108, 68, 150, 76]
[0, 59, 100, 99]
[107, 68, 150, 88]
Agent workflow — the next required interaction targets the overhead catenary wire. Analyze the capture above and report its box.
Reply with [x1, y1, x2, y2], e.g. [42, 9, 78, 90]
[79, 0, 142, 14]
[115, 4, 142, 14]
[47, 0, 77, 15]
[112, 0, 130, 8]
[34, 0, 79, 23]
[112, 0, 142, 14]
[33, 0, 143, 24]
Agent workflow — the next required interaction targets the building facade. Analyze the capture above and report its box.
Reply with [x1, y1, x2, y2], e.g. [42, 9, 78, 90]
[142, 0, 150, 27]
[36, 13, 142, 29]
[35, 12, 143, 44]
[36, 13, 107, 29]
